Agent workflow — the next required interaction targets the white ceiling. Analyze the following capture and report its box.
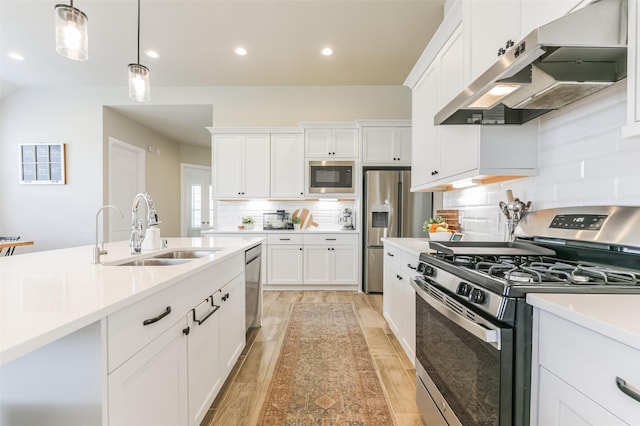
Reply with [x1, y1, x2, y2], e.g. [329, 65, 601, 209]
[1, 0, 445, 146]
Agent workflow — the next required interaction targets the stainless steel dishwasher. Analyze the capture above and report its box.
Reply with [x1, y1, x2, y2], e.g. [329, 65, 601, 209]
[244, 244, 262, 333]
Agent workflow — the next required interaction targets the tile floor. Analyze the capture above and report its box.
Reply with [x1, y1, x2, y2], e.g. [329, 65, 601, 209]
[200, 291, 423, 426]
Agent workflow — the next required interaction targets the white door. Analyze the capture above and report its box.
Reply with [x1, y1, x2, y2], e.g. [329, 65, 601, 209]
[181, 164, 212, 237]
[108, 138, 145, 242]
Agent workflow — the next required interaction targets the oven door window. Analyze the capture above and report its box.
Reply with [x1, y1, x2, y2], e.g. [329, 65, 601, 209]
[416, 288, 513, 426]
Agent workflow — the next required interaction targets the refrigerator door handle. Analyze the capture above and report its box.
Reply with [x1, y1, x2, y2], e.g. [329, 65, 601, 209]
[397, 181, 403, 235]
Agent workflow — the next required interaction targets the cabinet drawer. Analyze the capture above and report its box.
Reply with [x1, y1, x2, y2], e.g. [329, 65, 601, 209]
[303, 233, 358, 245]
[108, 256, 244, 373]
[538, 310, 640, 424]
[267, 233, 303, 245]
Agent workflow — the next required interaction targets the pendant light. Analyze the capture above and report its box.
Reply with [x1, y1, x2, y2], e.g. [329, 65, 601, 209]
[128, 0, 150, 102]
[54, 1, 88, 61]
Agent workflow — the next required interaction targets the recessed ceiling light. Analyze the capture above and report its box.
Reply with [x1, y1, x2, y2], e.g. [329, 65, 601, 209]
[235, 47, 247, 56]
[321, 47, 333, 56]
[145, 50, 159, 59]
[7, 52, 25, 61]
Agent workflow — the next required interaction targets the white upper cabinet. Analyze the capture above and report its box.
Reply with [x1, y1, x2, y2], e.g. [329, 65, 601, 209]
[212, 134, 270, 198]
[406, 1, 539, 191]
[465, 0, 590, 84]
[465, 0, 520, 83]
[361, 122, 411, 166]
[624, 0, 640, 137]
[303, 125, 359, 158]
[270, 133, 304, 198]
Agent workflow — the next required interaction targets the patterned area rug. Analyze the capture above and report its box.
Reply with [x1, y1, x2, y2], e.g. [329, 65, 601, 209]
[257, 303, 394, 426]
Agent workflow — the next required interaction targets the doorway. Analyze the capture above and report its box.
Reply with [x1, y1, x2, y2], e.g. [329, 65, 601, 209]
[181, 164, 213, 237]
[108, 137, 145, 242]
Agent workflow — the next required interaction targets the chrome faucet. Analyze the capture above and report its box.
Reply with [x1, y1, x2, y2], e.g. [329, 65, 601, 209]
[93, 205, 124, 264]
[130, 193, 159, 254]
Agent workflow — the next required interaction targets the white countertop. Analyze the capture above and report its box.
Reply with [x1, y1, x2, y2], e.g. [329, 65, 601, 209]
[203, 227, 359, 234]
[0, 236, 263, 366]
[381, 237, 432, 256]
[527, 293, 640, 351]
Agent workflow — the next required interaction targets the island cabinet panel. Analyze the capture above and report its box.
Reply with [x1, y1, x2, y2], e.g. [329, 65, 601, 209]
[217, 274, 246, 376]
[531, 309, 640, 425]
[187, 296, 222, 426]
[108, 318, 189, 426]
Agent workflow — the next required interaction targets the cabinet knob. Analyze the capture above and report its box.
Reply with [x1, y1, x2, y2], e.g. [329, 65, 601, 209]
[182, 327, 190, 336]
[505, 39, 514, 49]
[498, 47, 506, 56]
[431, 170, 439, 176]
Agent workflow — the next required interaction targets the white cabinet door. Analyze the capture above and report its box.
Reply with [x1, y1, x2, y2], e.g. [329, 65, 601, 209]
[305, 129, 333, 157]
[411, 64, 439, 189]
[466, 0, 520, 83]
[332, 246, 358, 285]
[218, 275, 245, 375]
[212, 134, 269, 198]
[267, 245, 304, 284]
[270, 134, 304, 198]
[537, 368, 627, 426]
[520, 0, 587, 39]
[213, 135, 243, 198]
[332, 128, 359, 157]
[187, 298, 222, 426]
[438, 24, 465, 109]
[243, 135, 270, 197]
[362, 127, 411, 166]
[108, 318, 188, 426]
[401, 273, 416, 363]
[303, 246, 332, 284]
[304, 128, 358, 158]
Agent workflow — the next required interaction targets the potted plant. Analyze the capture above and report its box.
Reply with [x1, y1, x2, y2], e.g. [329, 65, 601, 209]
[292, 215, 302, 231]
[242, 216, 254, 230]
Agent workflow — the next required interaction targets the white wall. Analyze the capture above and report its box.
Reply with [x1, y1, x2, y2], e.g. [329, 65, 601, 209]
[442, 82, 640, 241]
[0, 85, 411, 252]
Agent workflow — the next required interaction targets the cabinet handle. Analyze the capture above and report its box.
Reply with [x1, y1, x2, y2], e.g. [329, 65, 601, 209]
[616, 377, 640, 403]
[279, 238, 291, 241]
[505, 39, 514, 49]
[498, 47, 506, 56]
[325, 238, 337, 241]
[222, 293, 230, 302]
[431, 170, 439, 176]
[407, 264, 417, 270]
[142, 306, 172, 326]
[299, 247, 303, 251]
[396, 274, 403, 280]
[192, 303, 221, 326]
[386, 252, 394, 257]
[183, 327, 190, 336]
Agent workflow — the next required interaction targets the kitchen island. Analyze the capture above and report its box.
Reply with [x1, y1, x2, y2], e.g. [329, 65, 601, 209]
[0, 236, 263, 426]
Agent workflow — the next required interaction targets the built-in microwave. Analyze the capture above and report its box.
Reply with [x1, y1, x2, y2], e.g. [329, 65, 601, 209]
[308, 160, 355, 194]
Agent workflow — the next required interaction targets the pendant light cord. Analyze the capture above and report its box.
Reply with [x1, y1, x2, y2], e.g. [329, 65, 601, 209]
[137, 0, 141, 64]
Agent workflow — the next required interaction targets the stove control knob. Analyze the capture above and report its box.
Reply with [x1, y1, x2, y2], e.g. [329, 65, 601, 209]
[456, 282, 471, 296]
[422, 265, 436, 277]
[468, 288, 486, 304]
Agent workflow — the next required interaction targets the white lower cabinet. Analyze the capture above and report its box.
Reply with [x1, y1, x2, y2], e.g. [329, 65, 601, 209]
[382, 242, 418, 365]
[218, 275, 246, 376]
[187, 297, 222, 426]
[108, 318, 189, 426]
[107, 254, 247, 426]
[531, 308, 640, 426]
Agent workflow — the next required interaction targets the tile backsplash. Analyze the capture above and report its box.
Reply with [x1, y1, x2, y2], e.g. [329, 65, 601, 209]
[443, 83, 640, 241]
[214, 199, 357, 230]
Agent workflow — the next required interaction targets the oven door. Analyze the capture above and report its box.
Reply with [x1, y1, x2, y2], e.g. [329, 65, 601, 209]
[411, 276, 513, 426]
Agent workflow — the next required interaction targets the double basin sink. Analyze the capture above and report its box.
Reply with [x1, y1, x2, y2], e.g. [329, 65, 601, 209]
[113, 249, 222, 266]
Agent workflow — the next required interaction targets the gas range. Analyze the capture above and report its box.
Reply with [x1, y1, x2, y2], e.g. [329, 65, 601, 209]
[412, 206, 640, 426]
[417, 206, 640, 322]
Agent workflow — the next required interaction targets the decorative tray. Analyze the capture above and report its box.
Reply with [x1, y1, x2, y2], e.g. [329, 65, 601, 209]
[428, 241, 556, 256]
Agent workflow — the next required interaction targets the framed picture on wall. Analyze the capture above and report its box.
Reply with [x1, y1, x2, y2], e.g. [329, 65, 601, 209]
[19, 143, 66, 184]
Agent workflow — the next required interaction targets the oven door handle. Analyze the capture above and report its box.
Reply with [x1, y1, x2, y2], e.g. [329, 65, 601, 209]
[411, 278, 501, 349]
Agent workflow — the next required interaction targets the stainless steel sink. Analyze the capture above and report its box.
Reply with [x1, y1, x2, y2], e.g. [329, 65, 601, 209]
[117, 258, 192, 267]
[152, 249, 221, 259]
[110, 248, 221, 266]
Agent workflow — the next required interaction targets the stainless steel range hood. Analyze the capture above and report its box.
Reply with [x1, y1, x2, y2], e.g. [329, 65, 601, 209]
[435, 0, 628, 125]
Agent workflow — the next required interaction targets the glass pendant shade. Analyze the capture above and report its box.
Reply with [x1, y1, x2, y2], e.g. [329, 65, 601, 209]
[54, 4, 88, 61]
[128, 63, 150, 102]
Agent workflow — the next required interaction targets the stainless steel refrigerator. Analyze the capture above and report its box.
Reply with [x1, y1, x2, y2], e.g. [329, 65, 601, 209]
[363, 169, 433, 293]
